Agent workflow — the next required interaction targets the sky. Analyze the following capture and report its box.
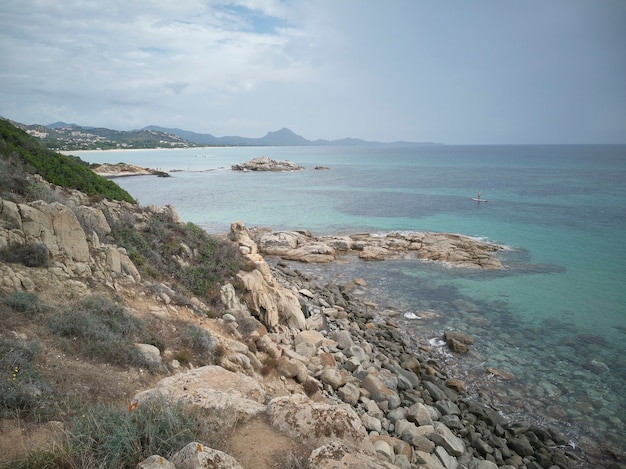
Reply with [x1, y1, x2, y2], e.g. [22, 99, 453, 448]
[1, 1, 625, 144]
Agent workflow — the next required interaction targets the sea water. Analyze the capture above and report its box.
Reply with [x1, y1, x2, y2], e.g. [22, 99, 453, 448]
[74, 144, 626, 458]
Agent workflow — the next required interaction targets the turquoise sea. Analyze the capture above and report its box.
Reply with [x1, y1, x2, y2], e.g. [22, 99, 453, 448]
[74, 144, 626, 460]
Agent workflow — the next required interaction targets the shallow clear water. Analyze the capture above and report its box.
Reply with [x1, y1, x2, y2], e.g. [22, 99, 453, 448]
[75, 144, 626, 455]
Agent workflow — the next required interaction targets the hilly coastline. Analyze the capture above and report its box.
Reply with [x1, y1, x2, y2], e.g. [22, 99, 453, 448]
[13, 119, 437, 151]
[0, 118, 606, 468]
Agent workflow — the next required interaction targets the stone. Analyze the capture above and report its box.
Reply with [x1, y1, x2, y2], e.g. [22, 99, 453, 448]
[256, 334, 281, 360]
[436, 399, 461, 416]
[362, 413, 383, 433]
[308, 440, 395, 469]
[373, 438, 394, 463]
[134, 343, 164, 371]
[338, 382, 360, 405]
[277, 357, 308, 383]
[444, 331, 475, 353]
[330, 329, 353, 349]
[407, 403, 434, 426]
[320, 367, 345, 389]
[412, 435, 436, 453]
[395, 419, 421, 443]
[346, 344, 369, 363]
[486, 367, 516, 380]
[131, 366, 266, 424]
[427, 422, 465, 457]
[415, 450, 446, 469]
[267, 394, 369, 448]
[169, 442, 244, 469]
[445, 378, 467, 394]
[232, 157, 303, 172]
[507, 435, 534, 457]
[468, 460, 499, 469]
[361, 372, 401, 409]
[424, 380, 449, 402]
[435, 445, 458, 469]
[136, 455, 176, 469]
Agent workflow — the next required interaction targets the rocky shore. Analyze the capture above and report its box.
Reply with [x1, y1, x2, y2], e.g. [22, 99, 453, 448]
[131, 223, 586, 468]
[231, 156, 304, 172]
[250, 227, 504, 269]
[0, 188, 604, 467]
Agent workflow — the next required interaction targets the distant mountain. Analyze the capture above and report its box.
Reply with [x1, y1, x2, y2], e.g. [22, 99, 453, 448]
[144, 125, 384, 146]
[11, 119, 437, 150]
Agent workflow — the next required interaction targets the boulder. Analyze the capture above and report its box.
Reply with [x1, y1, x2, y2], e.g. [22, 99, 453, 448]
[361, 372, 401, 409]
[267, 394, 369, 448]
[230, 222, 306, 329]
[136, 455, 176, 469]
[169, 442, 244, 469]
[444, 331, 475, 353]
[426, 422, 465, 457]
[131, 366, 267, 423]
[308, 440, 396, 469]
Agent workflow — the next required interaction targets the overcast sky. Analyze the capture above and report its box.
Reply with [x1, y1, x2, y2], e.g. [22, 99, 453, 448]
[1, 1, 625, 144]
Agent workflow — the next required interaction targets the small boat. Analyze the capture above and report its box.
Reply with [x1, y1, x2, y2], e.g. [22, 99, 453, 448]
[471, 197, 488, 202]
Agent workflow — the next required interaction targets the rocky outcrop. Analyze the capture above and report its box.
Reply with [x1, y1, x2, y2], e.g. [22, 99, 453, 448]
[253, 229, 503, 269]
[92, 163, 170, 178]
[231, 157, 303, 172]
[0, 196, 142, 295]
[228, 222, 306, 330]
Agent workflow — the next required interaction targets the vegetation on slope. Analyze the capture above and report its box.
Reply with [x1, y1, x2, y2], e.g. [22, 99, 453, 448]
[0, 118, 134, 203]
[0, 117, 273, 467]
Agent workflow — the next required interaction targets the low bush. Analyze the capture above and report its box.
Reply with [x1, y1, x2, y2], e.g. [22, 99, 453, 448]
[0, 336, 50, 417]
[181, 324, 215, 360]
[1, 291, 44, 317]
[47, 296, 148, 367]
[1, 244, 50, 267]
[109, 215, 246, 308]
[8, 397, 215, 468]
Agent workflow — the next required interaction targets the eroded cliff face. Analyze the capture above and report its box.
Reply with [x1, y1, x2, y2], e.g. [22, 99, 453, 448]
[0, 196, 139, 297]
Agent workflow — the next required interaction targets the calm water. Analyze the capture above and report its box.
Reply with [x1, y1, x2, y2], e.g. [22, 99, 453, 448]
[74, 144, 626, 459]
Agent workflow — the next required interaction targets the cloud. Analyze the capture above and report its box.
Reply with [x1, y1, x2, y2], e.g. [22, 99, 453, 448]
[1, 0, 625, 143]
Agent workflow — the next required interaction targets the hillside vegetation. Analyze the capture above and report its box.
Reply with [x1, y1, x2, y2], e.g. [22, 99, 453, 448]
[0, 118, 266, 467]
[0, 118, 135, 203]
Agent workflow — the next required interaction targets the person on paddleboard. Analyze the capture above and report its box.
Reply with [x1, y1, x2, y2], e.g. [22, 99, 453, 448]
[477, 191, 481, 200]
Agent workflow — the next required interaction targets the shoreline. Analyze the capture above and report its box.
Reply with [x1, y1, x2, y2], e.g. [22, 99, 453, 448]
[256, 249, 596, 467]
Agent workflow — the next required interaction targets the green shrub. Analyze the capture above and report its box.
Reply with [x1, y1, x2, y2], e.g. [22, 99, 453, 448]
[47, 296, 147, 366]
[0, 118, 135, 203]
[109, 216, 246, 307]
[1, 244, 50, 267]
